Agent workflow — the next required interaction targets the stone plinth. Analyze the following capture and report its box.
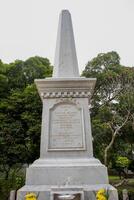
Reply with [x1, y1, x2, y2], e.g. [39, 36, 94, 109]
[17, 78, 118, 200]
[18, 185, 118, 200]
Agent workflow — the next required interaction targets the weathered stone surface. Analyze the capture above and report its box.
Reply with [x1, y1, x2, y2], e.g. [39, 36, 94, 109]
[35, 78, 96, 100]
[34, 79, 96, 158]
[17, 185, 118, 200]
[25, 160, 108, 185]
[17, 10, 118, 200]
[9, 190, 16, 200]
[48, 102, 84, 150]
[53, 10, 79, 78]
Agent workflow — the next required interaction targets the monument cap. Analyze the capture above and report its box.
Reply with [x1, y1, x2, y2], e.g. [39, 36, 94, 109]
[53, 10, 79, 78]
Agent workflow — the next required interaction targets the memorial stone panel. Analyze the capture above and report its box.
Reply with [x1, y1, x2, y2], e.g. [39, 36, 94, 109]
[48, 102, 85, 150]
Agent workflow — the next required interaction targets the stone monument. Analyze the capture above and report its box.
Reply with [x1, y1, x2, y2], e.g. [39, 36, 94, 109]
[17, 10, 118, 200]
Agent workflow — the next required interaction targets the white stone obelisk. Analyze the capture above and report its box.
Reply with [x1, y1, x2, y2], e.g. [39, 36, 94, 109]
[17, 10, 118, 200]
[53, 10, 79, 78]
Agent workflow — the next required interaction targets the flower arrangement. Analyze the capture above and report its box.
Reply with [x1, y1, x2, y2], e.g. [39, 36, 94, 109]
[25, 193, 37, 200]
[96, 189, 108, 200]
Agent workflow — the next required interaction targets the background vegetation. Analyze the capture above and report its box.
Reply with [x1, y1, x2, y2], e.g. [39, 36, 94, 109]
[0, 52, 133, 199]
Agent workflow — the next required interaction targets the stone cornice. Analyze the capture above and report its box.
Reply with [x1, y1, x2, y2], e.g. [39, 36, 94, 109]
[35, 78, 96, 100]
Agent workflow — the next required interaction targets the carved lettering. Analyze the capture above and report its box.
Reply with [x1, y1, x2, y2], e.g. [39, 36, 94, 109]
[48, 103, 85, 150]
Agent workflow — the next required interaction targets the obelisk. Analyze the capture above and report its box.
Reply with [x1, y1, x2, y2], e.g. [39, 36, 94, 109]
[17, 10, 118, 200]
[53, 10, 79, 78]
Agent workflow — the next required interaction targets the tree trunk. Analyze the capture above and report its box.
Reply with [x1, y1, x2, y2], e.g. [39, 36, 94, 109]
[104, 133, 117, 166]
[104, 114, 129, 166]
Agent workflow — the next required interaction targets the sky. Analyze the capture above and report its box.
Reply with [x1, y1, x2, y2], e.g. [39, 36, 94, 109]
[0, 0, 134, 72]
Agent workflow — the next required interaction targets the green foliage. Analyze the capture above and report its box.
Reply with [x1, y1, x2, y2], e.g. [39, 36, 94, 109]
[7, 56, 52, 89]
[128, 160, 134, 172]
[0, 169, 25, 200]
[0, 56, 52, 176]
[116, 156, 130, 169]
[0, 56, 52, 199]
[82, 51, 134, 166]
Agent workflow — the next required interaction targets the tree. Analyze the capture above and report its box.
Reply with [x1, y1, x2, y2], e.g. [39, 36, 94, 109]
[0, 60, 9, 97]
[82, 51, 134, 167]
[0, 56, 52, 178]
[7, 56, 52, 90]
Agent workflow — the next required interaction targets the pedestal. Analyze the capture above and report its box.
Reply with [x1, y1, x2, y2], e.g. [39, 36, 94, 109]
[17, 78, 118, 200]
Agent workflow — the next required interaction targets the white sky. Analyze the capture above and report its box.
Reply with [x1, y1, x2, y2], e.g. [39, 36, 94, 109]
[0, 0, 134, 72]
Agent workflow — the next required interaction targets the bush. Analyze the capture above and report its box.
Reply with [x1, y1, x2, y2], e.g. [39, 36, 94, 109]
[0, 170, 25, 200]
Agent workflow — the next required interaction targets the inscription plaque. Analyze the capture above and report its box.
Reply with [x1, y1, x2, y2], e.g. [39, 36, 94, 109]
[48, 102, 85, 150]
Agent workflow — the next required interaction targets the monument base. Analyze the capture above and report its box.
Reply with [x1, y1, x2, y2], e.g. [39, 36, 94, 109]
[17, 184, 118, 200]
[25, 158, 108, 185]
[17, 158, 118, 200]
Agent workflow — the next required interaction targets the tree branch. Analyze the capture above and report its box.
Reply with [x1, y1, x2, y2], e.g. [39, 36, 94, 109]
[104, 112, 130, 166]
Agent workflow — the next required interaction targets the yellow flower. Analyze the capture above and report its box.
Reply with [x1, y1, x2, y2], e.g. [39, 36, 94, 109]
[97, 189, 105, 195]
[96, 189, 107, 200]
[25, 193, 37, 200]
[96, 196, 107, 200]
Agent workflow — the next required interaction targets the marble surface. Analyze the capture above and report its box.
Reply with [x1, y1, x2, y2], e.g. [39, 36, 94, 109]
[17, 10, 118, 200]
[48, 102, 85, 150]
[53, 10, 79, 78]
[17, 184, 118, 200]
